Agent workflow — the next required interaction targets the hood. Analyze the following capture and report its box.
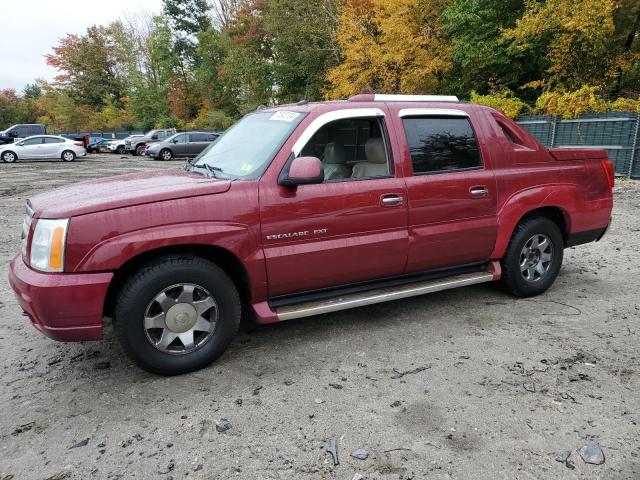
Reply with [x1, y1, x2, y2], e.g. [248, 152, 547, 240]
[146, 141, 165, 151]
[29, 169, 231, 218]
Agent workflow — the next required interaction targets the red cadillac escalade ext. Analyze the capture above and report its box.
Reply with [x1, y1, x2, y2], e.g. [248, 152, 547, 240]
[8, 94, 614, 375]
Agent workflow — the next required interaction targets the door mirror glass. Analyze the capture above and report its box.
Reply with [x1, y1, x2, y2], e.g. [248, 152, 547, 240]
[279, 156, 324, 187]
[151, 134, 158, 140]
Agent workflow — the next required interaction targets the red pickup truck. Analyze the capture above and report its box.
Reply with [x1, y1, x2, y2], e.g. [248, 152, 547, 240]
[8, 95, 614, 375]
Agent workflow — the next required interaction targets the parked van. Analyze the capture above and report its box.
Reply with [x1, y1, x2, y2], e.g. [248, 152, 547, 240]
[0, 124, 47, 144]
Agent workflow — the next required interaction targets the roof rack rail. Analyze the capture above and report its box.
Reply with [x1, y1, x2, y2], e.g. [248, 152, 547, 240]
[349, 94, 459, 103]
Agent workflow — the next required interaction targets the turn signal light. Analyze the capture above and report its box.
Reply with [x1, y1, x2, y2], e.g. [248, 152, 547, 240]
[49, 227, 65, 270]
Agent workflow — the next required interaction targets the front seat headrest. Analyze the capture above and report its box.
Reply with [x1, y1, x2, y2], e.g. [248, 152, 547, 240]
[365, 138, 386, 164]
[323, 142, 347, 164]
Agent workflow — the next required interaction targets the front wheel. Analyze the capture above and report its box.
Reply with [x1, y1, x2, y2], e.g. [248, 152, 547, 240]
[159, 148, 173, 161]
[1, 151, 17, 163]
[114, 256, 241, 375]
[500, 217, 564, 297]
[61, 150, 76, 162]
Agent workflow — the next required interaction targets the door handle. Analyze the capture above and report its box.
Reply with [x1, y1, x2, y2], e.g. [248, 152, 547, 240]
[380, 194, 404, 207]
[469, 186, 489, 198]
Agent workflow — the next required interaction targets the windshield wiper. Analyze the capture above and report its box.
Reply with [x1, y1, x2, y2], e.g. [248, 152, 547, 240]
[185, 160, 227, 179]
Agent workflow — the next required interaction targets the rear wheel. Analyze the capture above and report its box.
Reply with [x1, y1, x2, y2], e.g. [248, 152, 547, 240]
[116, 145, 125, 155]
[61, 150, 76, 162]
[1, 151, 17, 163]
[135, 144, 145, 156]
[500, 217, 564, 297]
[114, 256, 241, 375]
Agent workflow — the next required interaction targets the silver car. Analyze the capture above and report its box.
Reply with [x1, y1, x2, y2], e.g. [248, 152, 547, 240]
[108, 135, 144, 155]
[0, 135, 87, 163]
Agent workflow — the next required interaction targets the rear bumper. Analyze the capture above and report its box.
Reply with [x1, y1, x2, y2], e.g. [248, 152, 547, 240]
[8, 255, 112, 341]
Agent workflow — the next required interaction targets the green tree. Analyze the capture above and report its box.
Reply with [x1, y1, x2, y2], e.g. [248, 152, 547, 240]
[263, 0, 340, 102]
[23, 83, 42, 100]
[162, 0, 211, 60]
[441, 0, 537, 97]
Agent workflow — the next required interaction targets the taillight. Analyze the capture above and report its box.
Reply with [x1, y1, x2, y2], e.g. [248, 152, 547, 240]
[600, 159, 615, 191]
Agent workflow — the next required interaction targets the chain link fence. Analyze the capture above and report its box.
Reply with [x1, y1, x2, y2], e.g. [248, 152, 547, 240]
[517, 112, 640, 179]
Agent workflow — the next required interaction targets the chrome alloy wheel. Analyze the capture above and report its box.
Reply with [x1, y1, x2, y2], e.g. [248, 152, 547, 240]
[144, 283, 218, 354]
[519, 234, 553, 282]
[161, 149, 172, 160]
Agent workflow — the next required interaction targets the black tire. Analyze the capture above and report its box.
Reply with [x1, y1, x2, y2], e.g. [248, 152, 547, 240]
[116, 145, 125, 155]
[114, 255, 241, 375]
[1, 150, 17, 163]
[61, 150, 76, 162]
[500, 217, 564, 297]
[159, 148, 173, 161]
[135, 144, 145, 156]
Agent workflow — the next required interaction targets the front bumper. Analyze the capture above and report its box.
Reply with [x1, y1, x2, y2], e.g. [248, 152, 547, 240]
[8, 255, 113, 341]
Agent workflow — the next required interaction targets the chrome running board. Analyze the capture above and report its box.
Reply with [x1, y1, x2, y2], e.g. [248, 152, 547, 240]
[276, 271, 494, 321]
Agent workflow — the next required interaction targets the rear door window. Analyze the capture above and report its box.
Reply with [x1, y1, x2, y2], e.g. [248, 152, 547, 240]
[402, 117, 482, 174]
[44, 137, 63, 144]
[190, 133, 210, 142]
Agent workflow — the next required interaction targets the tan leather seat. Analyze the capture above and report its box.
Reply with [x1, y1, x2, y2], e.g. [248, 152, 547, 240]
[322, 142, 351, 181]
[351, 137, 389, 178]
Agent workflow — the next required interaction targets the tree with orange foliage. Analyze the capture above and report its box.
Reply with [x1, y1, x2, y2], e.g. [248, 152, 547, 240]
[325, 0, 453, 98]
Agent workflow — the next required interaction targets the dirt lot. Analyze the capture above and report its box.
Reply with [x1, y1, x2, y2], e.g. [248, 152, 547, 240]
[0, 153, 638, 480]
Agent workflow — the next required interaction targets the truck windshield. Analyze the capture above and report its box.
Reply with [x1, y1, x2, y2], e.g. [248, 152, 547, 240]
[190, 110, 305, 179]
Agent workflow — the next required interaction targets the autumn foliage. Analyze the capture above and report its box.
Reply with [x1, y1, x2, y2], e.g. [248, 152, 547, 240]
[1, 0, 638, 131]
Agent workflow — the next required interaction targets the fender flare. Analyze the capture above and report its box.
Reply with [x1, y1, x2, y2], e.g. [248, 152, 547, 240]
[490, 184, 578, 259]
[74, 221, 251, 272]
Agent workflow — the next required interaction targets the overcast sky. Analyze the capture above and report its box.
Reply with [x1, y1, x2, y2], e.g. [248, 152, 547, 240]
[0, 0, 162, 92]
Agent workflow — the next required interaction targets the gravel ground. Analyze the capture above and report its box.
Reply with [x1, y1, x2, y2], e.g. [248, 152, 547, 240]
[0, 154, 638, 480]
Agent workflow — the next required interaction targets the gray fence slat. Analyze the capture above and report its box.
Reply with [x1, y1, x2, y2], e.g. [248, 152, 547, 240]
[517, 112, 639, 178]
[629, 116, 640, 178]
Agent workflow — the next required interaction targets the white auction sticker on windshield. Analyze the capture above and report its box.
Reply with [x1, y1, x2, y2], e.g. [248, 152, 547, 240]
[269, 111, 300, 122]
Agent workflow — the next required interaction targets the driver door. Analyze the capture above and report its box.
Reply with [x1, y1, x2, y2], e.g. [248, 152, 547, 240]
[19, 137, 45, 159]
[259, 109, 409, 297]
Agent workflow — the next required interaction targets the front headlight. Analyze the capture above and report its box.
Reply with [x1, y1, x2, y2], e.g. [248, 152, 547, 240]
[30, 218, 69, 272]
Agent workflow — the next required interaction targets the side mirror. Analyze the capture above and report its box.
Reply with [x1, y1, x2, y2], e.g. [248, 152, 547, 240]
[8, 131, 17, 137]
[151, 134, 158, 140]
[279, 156, 324, 187]
[172, 139, 179, 144]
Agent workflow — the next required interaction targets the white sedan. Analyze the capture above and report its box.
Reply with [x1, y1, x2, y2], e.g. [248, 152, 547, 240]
[0, 135, 87, 163]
